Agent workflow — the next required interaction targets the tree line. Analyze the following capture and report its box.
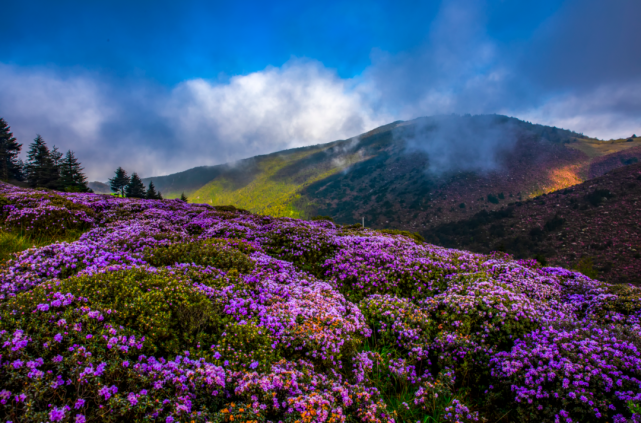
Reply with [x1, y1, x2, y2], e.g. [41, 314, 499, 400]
[0, 117, 90, 192]
[108, 167, 164, 199]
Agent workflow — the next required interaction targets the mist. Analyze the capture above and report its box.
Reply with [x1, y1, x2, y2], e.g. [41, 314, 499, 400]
[1, 0, 640, 181]
[396, 115, 519, 175]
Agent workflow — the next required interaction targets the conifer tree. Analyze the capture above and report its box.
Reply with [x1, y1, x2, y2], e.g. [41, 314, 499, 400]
[109, 167, 130, 197]
[59, 150, 89, 192]
[180, 192, 188, 202]
[45, 145, 64, 189]
[125, 173, 146, 198]
[0, 118, 23, 181]
[25, 135, 55, 188]
[145, 181, 161, 199]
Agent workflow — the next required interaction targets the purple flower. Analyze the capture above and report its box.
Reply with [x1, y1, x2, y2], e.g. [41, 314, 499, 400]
[75, 415, 86, 423]
[74, 398, 85, 409]
[53, 333, 63, 343]
[49, 407, 66, 422]
[249, 361, 259, 369]
[127, 392, 138, 406]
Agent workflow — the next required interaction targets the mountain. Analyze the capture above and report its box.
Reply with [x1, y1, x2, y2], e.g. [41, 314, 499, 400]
[425, 161, 641, 284]
[143, 114, 641, 228]
[88, 181, 111, 194]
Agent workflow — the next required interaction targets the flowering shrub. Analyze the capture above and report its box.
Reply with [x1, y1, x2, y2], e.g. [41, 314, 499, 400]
[490, 320, 641, 422]
[0, 182, 640, 422]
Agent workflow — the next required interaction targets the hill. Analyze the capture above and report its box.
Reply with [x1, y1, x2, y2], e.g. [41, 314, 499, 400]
[88, 180, 111, 194]
[424, 162, 641, 284]
[1, 183, 640, 422]
[142, 114, 641, 228]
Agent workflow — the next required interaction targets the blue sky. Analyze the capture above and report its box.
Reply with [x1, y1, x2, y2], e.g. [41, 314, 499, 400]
[1, 0, 640, 180]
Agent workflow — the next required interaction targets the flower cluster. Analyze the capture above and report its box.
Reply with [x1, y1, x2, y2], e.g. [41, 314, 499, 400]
[0, 181, 639, 422]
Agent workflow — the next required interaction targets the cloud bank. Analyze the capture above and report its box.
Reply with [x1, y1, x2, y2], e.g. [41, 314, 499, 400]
[0, 0, 639, 181]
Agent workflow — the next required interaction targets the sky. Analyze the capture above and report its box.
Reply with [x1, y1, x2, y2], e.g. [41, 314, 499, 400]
[1, 0, 640, 181]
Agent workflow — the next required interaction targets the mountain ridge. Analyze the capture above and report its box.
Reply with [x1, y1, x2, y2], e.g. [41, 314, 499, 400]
[127, 114, 641, 232]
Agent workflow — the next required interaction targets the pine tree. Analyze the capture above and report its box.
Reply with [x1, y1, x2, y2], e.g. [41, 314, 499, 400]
[109, 167, 130, 197]
[180, 192, 188, 202]
[25, 135, 55, 188]
[59, 150, 89, 192]
[45, 145, 64, 189]
[125, 173, 146, 198]
[0, 118, 23, 181]
[145, 181, 161, 199]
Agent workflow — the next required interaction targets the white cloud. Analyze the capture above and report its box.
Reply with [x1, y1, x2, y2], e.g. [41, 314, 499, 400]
[520, 83, 641, 139]
[163, 59, 389, 166]
[0, 64, 110, 148]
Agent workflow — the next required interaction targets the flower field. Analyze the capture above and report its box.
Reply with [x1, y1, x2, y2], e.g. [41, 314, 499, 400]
[1, 183, 640, 422]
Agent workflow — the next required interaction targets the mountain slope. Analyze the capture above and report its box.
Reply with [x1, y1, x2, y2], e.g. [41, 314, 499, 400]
[424, 162, 641, 284]
[142, 114, 641, 228]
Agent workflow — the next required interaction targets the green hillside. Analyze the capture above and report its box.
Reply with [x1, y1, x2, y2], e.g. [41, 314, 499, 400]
[144, 114, 641, 230]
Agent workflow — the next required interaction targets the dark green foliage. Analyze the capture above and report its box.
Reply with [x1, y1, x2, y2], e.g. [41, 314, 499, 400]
[533, 254, 547, 266]
[459, 202, 466, 208]
[109, 167, 130, 197]
[585, 188, 614, 206]
[143, 239, 256, 273]
[498, 192, 505, 200]
[575, 256, 599, 279]
[145, 181, 162, 199]
[379, 229, 425, 243]
[0, 117, 23, 181]
[125, 172, 146, 198]
[311, 215, 334, 222]
[25, 135, 58, 189]
[59, 150, 89, 192]
[213, 205, 236, 212]
[489, 224, 506, 237]
[543, 215, 566, 232]
[180, 192, 188, 202]
[487, 194, 499, 204]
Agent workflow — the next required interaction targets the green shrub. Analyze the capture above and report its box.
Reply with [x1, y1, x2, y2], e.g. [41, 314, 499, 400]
[533, 254, 547, 266]
[575, 256, 599, 279]
[1, 267, 229, 357]
[598, 284, 641, 316]
[487, 194, 499, 204]
[143, 239, 256, 273]
[311, 215, 334, 222]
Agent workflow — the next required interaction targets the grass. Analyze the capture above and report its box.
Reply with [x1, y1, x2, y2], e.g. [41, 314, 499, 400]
[567, 136, 641, 158]
[0, 229, 86, 262]
[358, 338, 457, 423]
[191, 148, 368, 218]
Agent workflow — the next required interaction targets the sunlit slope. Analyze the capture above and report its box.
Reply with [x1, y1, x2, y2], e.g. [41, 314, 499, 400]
[145, 115, 641, 228]
[191, 140, 374, 217]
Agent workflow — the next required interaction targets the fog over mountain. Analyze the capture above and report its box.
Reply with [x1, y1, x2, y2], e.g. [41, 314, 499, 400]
[1, 0, 639, 181]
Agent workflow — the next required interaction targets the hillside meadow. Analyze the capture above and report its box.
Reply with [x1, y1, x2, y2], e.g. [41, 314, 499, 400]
[0, 183, 641, 422]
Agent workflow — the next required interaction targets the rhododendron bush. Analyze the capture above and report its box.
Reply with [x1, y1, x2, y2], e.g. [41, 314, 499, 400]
[0, 183, 639, 422]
